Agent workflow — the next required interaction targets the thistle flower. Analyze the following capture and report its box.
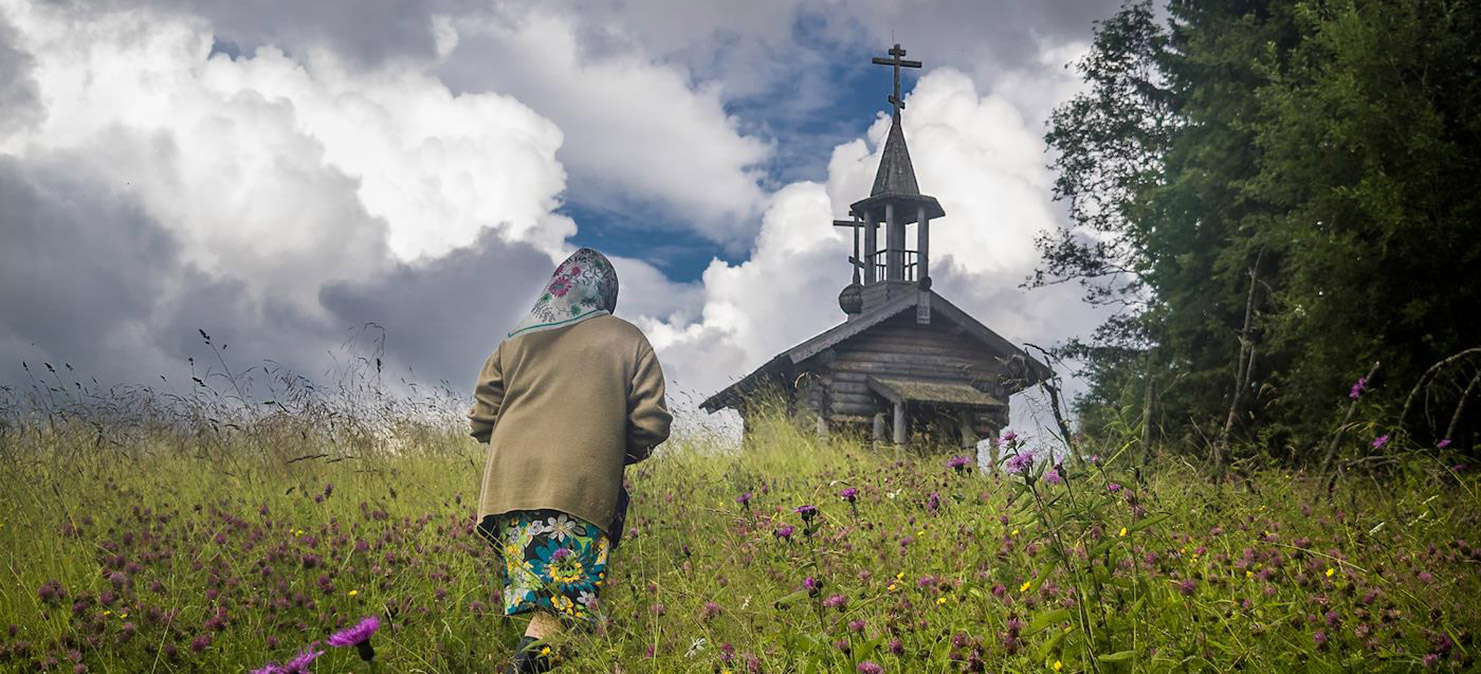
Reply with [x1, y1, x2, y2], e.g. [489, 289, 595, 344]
[1438, 438, 1452, 449]
[794, 505, 818, 521]
[946, 455, 971, 472]
[327, 616, 380, 662]
[1005, 451, 1034, 474]
[839, 488, 858, 502]
[1372, 434, 1390, 449]
[285, 642, 324, 672]
[774, 525, 795, 541]
[1349, 376, 1368, 400]
[735, 492, 752, 509]
[1002, 429, 1019, 443]
[858, 661, 884, 674]
[803, 576, 822, 597]
[822, 594, 847, 611]
[250, 664, 286, 674]
[1044, 467, 1063, 485]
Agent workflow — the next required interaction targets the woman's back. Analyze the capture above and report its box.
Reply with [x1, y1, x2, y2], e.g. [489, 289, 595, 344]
[471, 313, 670, 537]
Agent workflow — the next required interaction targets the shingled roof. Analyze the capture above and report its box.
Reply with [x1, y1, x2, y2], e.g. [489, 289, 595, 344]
[850, 116, 946, 222]
[871, 120, 920, 197]
[699, 289, 1051, 413]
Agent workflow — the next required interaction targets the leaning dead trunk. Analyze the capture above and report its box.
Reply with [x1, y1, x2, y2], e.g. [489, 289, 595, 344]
[1213, 250, 1263, 473]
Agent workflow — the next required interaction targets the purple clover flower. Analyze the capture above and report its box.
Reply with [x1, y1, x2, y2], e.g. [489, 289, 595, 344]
[858, 662, 884, 674]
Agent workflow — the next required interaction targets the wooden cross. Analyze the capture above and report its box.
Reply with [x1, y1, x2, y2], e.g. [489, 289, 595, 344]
[834, 219, 869, 283]
[871, 43, 922, 121]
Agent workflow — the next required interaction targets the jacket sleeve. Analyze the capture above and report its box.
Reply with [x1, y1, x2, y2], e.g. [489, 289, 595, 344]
[468, 342, 506, 444]
[625, 340, 672, 464]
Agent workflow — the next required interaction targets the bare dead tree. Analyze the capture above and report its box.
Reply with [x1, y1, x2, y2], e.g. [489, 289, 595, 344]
[1213, 249, 1263, 474]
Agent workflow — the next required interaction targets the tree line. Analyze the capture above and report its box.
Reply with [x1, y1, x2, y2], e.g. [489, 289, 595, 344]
[1035, 0, 1480, 468]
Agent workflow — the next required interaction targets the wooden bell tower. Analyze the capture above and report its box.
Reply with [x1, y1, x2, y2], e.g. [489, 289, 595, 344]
[835, 43, 946, 319]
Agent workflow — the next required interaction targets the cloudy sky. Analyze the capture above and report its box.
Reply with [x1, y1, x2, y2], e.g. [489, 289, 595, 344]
[0, 0, 1123, 439]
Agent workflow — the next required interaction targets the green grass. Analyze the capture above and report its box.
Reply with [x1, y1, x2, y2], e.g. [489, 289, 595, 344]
[1, 411, 1478, 673]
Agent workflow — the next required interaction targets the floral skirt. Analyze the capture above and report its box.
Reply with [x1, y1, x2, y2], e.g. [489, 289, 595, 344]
[477, 509, 609, 626]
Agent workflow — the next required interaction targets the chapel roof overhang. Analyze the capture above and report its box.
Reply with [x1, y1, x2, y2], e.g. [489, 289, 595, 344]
[699, 289, 1052, 414]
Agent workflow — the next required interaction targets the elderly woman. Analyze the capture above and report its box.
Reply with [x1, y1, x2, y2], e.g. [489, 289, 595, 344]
[469, 248, 672, 673]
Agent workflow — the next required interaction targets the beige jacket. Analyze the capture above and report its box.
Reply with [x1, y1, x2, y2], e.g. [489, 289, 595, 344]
[470, 314, 671, 533]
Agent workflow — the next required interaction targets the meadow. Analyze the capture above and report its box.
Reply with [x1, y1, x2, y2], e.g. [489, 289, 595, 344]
[1, 380, 1478, 673]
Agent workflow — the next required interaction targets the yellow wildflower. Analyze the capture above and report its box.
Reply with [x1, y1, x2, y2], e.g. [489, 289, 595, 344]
[348, 590, 358, 597]
[937, 596, 947, 605]
[1119, 527, 1128, 537]
[1012, 528, 1020, 536]
[1053, 661, 1064, 672]
[1246, 570, 1254, 579]
[1020, 580, 1032, 592]
[1326, 568, 1335, 578]
[896, 571, 904, 581]
[888, 583, 897, 592]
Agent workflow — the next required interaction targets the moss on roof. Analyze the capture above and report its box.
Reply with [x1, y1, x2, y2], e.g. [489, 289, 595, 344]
[868, 376, 1004, 407]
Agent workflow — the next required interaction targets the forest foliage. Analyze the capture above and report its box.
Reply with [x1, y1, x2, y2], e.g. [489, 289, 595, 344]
[1035, 0, 1481, 467]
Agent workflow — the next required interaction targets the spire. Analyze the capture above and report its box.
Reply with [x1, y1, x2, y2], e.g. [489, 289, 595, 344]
[871, 119, 920, 197]
[868, 43, 924, 198]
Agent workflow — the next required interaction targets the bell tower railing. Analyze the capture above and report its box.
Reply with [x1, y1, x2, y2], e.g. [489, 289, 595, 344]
[866, 249, 918, 283]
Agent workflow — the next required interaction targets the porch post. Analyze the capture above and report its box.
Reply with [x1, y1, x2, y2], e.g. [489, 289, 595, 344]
[893, 400, 907, 446]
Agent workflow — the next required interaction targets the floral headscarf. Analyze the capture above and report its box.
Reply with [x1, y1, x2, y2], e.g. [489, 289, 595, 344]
[507, 248, 620, 338]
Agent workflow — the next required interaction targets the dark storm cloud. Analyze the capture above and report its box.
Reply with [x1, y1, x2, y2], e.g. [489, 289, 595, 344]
[0, 151, 559, 395]
[0, 13, 40, 138]
[320, 228, 553, 390]
[56, 0, 479, 68]
[0, 154, 339, 387]
[0, 155, 177, 373]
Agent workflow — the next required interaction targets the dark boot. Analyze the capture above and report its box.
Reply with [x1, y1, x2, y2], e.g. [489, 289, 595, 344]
[510, 635, 554, 674]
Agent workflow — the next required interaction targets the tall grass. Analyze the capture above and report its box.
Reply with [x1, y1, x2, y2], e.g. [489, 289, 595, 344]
[1, 355, 1478, 672]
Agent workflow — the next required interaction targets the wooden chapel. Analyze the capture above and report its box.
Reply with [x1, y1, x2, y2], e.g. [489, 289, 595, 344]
[700, 43, 1051, 448]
